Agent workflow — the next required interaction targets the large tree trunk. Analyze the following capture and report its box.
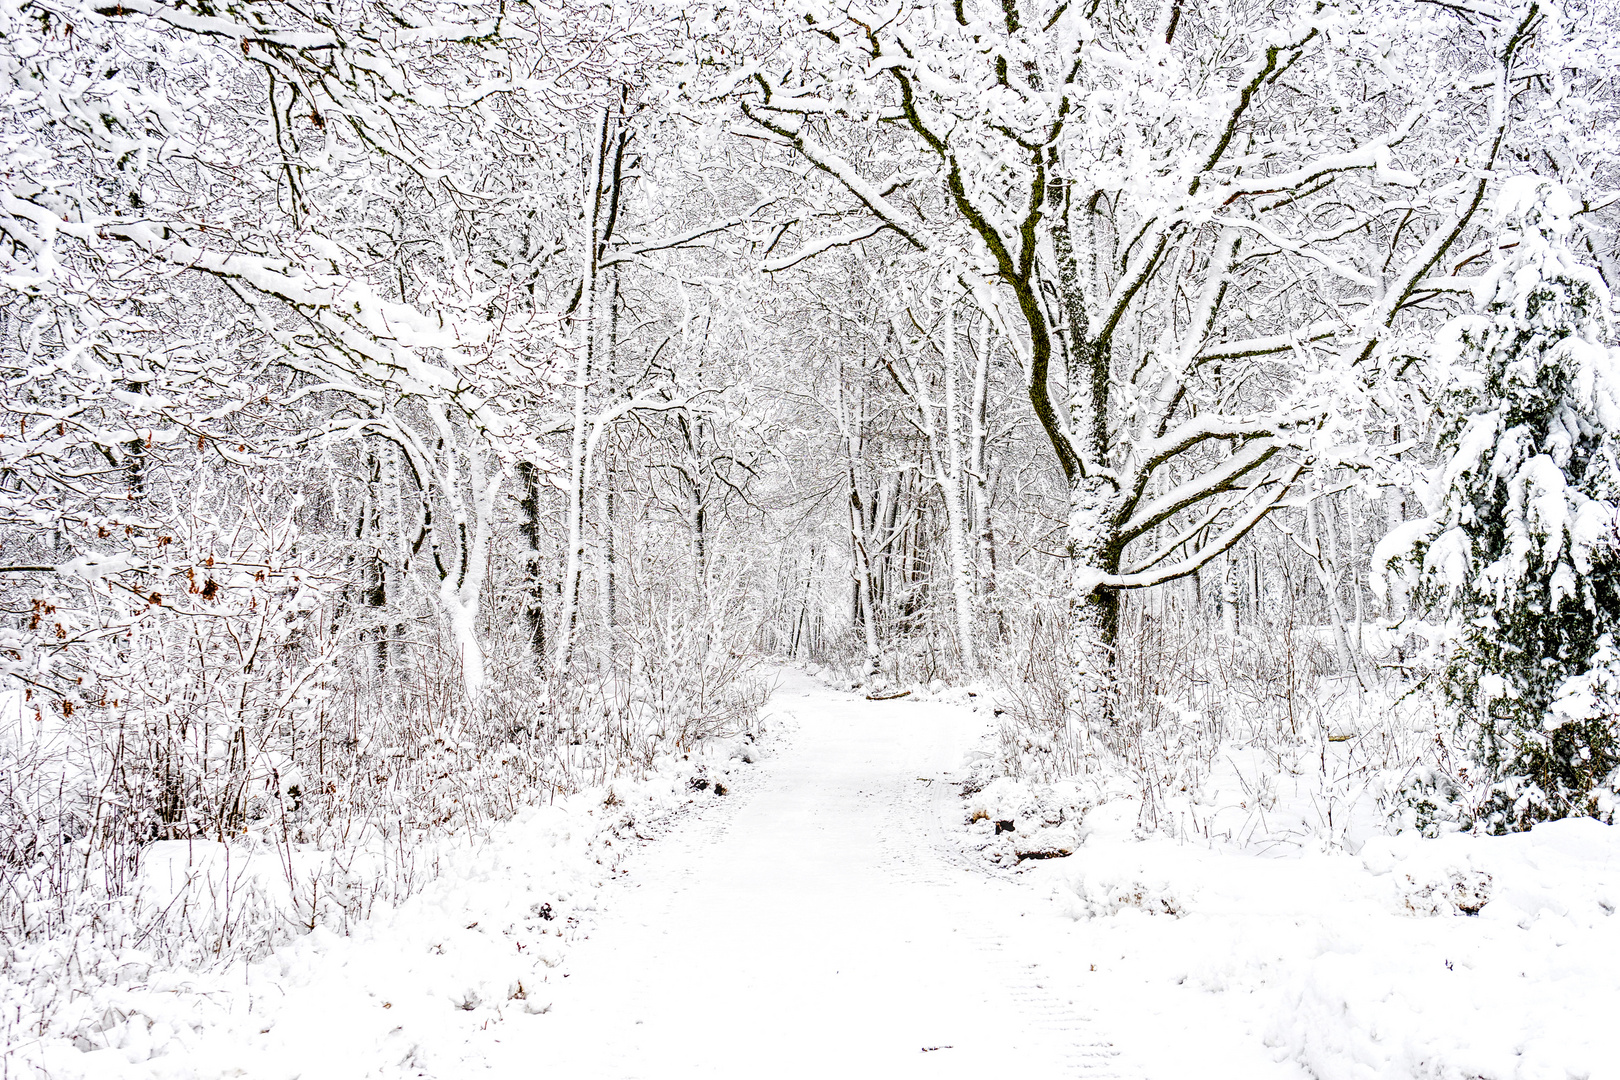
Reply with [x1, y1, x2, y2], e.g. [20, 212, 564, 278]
[1066, 476, 1121, 734]
[435, 416, 497, 696]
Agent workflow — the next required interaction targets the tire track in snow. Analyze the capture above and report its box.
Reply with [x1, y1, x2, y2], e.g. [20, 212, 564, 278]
[890, 759, 1133, 1079]
[957, 931, 1128, 1080]
[505, 675, 1138, 1079]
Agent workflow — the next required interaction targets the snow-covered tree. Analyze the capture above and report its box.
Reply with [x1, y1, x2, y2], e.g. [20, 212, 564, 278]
[1379, 178, 1620, 829]
[695, 0, 1580, 733]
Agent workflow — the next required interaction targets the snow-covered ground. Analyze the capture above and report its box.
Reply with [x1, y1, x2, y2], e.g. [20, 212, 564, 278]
[1023, 810, 1620, 1080]
[2, 742, 758, 1079]
[10, 670, 1618, 1078]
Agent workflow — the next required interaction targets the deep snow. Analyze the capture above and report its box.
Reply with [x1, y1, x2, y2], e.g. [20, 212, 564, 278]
[8, 669, 1619, 1079]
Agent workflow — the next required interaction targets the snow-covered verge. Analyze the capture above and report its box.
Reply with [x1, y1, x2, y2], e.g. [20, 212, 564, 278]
[926, 656, 1620, 1080]
[0, 733, 768, 1079]
[1016, 810, 1620, 1080]
[791, 660, 1620, 1078]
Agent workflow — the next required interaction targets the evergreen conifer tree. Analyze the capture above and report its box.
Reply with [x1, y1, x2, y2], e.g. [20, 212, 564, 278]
[1382, 179, 1620, 830]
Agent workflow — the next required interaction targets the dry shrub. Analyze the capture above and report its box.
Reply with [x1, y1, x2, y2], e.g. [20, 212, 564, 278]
[992, 589, 1442, 844]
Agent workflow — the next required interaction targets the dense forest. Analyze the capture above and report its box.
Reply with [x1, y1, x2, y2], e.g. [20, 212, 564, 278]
[2, 0, 1619, 1067]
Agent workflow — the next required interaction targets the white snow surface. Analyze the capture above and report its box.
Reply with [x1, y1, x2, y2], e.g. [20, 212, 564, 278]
[11, 670, 1620, 1079]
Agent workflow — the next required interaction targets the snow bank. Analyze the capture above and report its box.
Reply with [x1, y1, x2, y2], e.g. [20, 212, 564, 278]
[1008, 815, 1620, 1080]
[941, 663, 1620, 1080]
[1273, 818, 1620, 1080]
[2, 741, 763, 1079]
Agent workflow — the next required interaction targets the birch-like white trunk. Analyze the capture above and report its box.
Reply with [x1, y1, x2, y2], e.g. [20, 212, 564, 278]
[939, 299, 978, 671]
[429, 409, 499, 696]
[1307, 489, 1360, 683]
[839, 370, 881, 675]
[554, 110, 609, 676]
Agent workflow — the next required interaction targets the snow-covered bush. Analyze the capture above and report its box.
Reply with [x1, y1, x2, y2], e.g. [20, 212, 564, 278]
[1379, 178, 1620, 830]
[962, 773, 1090, 864]
[982, 586, 1441, 852]
[1396, 866, 1494, 917]
[616, 559, 772, 754]
[0, 483, 771, 971]
[1062, 870, 1188, 920]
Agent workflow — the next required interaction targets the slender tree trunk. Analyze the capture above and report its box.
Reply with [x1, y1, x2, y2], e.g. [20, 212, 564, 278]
[1349, 499, 1366, 652]
[124, 381, 147, 500]
[1250, 549, 1262, 628]
[939, 298, 977, 671]
[379, 443, 406, 673]
[1220, 552, 1239, 637]
[596, 461, 616, 655]
[516, 460, 548, 663]
[555, 109, 611, 675]
[1314, 490, 1366, 686]
[594, 436, 617, 675]
[362, 452, 388, 672]
[969, 319, 998, 638]
[690, 484, 707, 594]
[840, 369, 881, 674]
[597, 273, 621, 666]
[791, 545, 816, 660]
[849, 481, 881, 674]
[878, 474, 903, 613]
[669, 411, 710, 599]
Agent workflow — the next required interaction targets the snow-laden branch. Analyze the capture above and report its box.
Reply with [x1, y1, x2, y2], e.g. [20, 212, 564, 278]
[739, 99, 929, 252]
[603, 199, 780, 269]
[108, 224, 528, 437]
[1091, 462, 1306, 590]
[1116, 437, 1286, 544]
[762, 223, 894, 272]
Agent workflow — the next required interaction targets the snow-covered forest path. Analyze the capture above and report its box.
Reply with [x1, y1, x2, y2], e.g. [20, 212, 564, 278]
[27, 671, 1620, 1080]
[506, 670, 1127, 1079]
